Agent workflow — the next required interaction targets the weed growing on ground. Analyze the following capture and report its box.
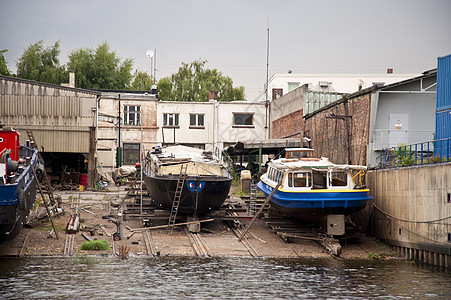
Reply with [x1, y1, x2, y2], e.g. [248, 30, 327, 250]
[80, 239, 111, 250]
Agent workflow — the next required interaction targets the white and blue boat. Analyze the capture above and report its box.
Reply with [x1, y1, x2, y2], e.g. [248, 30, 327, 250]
[258, 148, 372, 234]
[0, 128, 39, 243]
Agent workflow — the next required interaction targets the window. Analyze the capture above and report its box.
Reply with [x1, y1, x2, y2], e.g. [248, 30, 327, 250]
[272, 88, 283, 100]
[123, 143, 140, 165]
[124, 105, 141, 126]
[288, 82, 299, 92]
[189, 113, 205, 128]
[163, 113, 179, 127]
[268, 167, 284, 185]
[288, 172, 312, 188]
[233, 113, 254, 127]
[329, 171, 348, 187]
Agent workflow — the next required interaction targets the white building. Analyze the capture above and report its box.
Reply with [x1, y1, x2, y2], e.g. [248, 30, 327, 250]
[156, 100, 268, 157]
[267, 72, 418, 100]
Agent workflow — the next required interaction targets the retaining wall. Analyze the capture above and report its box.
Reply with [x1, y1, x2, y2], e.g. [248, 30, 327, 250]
[364, 163, 451, 267]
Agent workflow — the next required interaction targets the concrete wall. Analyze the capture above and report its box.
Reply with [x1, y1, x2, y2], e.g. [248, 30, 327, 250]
[365, 163, 451, 266]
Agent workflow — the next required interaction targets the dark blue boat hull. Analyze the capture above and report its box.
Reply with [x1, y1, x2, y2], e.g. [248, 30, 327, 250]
[257, 180, 373, 218]
[0, 147, 39, 243]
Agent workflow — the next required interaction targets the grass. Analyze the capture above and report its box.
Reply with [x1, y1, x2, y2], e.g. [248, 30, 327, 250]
[80, 239, 111, 251]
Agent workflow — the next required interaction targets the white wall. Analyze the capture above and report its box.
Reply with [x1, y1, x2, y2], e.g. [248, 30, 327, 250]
[156, 100, 268, 155]
[267, 73, 418, 99]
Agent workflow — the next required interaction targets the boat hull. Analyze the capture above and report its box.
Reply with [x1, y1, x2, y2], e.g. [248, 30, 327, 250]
[143, 174, 232, 215]
[257, 180, 372, 218]
[0, 148, 39, 243]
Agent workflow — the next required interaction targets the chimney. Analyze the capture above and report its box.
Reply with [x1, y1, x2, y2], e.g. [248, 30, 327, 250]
[209, 90, 217, 102]
[69, 71, 75, 88]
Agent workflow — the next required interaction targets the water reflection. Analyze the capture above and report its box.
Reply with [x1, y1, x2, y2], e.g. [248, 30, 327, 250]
[0, 256, 450, 299]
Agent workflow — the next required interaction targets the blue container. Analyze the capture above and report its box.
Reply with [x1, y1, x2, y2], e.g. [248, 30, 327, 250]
[434, 109, 451, 157]
[436, 54, 451, 111]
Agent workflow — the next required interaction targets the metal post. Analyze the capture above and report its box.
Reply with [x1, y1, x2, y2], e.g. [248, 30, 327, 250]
[140, 111, 143, 216]
[238, 183, 280, 242]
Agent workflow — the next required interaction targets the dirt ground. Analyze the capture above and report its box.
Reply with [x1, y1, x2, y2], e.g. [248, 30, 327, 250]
[0, 186, 396, 260]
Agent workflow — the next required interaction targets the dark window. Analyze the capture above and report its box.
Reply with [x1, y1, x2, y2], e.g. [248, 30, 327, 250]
[233, 113, 254, 127]
[123, 143, 140, 165]
[189, 113, 205, 127]
[163, 113, 179, 127]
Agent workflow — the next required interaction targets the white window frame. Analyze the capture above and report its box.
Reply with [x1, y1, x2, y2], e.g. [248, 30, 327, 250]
[163, 113, 179, 127]
[233, 112, 254, 128]
[123, 105, 141, 126]
[189, 113, 205, 128]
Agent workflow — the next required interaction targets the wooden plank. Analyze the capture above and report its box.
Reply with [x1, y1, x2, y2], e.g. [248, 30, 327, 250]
[130, 218, 214, 232]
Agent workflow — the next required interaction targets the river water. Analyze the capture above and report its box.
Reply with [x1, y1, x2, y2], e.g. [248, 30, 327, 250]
[1, 256, 450, 299]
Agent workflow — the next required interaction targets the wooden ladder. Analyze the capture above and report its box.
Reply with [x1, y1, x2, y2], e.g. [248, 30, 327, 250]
[249, 183, 258, 215]
[25, 130, 38, 149]
[26, 130, 57, 210]
[168, 164, 188, 233]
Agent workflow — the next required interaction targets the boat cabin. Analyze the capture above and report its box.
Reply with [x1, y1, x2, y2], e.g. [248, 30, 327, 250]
[266, 160, 365, 191]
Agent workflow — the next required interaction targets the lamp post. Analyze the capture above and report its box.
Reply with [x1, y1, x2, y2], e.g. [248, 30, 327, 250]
[146, 50, 154, 84]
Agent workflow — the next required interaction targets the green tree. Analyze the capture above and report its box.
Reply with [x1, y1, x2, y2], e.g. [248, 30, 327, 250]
[130, 70, 152, 91]
[0, 49, 11, 76]
[16, 40, 67, 84]
[157, 59, 245, 101]
[67, 42, 134, 89]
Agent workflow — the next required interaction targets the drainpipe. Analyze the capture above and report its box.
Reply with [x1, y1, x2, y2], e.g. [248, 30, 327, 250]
[117, 94, 122, 167]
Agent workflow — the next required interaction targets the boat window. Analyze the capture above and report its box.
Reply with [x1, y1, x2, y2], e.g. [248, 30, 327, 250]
[330, 171, 348, 187]
[312, 170, 327, 189]
[288, 172, 312, 188]
[276, 170, 284, 184]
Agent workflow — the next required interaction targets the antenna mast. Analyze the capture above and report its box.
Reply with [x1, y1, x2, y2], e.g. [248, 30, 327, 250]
[265, 18, 270, 133]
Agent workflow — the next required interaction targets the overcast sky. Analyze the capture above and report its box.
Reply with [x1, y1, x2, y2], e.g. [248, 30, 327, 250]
[1, 0, 450, 100]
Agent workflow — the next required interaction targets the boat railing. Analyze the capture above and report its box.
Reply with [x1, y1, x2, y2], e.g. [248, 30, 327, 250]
[16, 146, 39, 190]
[350, 170, 365, 187]
[221, 150, 235, 179]
[377, 137, 451, 169]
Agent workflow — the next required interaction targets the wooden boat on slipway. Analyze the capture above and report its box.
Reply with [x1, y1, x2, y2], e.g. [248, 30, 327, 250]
[0, 128, 39, 243]
[258, 148, 373, 235]
[142, 145, 232, 216]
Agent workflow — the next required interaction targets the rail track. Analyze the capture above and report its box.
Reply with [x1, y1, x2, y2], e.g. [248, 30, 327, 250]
[185, 227, 212, 258]
[143, 230, 159, 257]
[64, 234, 75, 256]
